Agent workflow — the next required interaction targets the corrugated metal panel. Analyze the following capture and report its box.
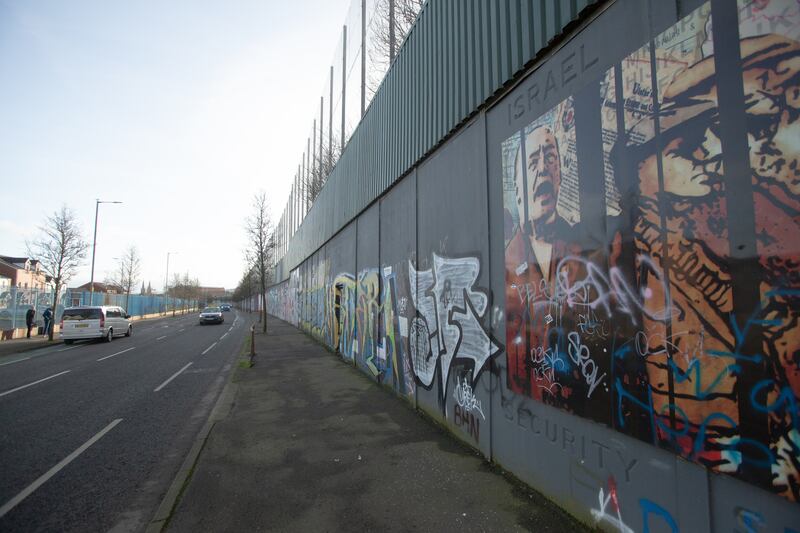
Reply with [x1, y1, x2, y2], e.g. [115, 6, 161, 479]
[275, 0, 604, 280]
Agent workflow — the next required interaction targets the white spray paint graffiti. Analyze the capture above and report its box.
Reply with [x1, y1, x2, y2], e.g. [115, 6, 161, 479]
[590, 479, 635, 533]
[513, 254, 673, 329]
[409, 254, 500, 390]
[453, 376, 486, 420]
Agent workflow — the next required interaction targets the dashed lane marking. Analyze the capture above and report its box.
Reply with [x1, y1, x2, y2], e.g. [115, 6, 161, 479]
[0, 356, 32, 367]
[0, 418, 123, 518]
[154, 362, 193, 392]
[97, 347, 136, 362]
[201, 342, 217, 356]
[0, 370, 71, 398]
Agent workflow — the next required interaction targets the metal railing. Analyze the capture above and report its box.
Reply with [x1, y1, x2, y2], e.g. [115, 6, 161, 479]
[0, 287, 63, 334]
[271, 0, 599, 281]
[0, 287, 196, 338]
[273, 0, 425, 266]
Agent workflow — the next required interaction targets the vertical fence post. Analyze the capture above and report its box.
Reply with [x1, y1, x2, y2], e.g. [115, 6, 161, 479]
[389, 0, 396, 61]
[11, 286, 17, 332]
[361, 0, 366, 117]
[342, 24, 347, 147]
[311, 124, 316, 210]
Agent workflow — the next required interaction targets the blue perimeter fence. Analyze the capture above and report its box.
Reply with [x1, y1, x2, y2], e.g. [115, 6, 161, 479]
[0, 287, 196, 335]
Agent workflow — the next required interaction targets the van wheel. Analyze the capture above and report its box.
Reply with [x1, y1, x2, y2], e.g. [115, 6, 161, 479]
[105, 329, 113, 342]
[125, 325, 132, 337]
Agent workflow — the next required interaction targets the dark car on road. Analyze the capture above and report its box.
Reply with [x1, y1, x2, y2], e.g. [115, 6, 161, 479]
[199, 306, 224, 325]
[220, 304, 231, 312]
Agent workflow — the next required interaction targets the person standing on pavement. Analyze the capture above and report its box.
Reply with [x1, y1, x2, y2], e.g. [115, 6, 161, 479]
[25, 307, 36, 338]
[42, 307, 53, 337]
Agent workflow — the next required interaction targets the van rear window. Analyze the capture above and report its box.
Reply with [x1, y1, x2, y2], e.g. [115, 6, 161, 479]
[62, 308, 102, 320]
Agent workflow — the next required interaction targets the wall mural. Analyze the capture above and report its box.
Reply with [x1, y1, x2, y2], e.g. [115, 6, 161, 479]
[268, 256, 418, 397]
[503, 0, 800, 502]
[268, 252, 500, 405]
[409, 254, 501, 396]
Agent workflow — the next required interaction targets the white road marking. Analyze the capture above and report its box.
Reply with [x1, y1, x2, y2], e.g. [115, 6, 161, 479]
[97, 347, 136, 362]
[220, 333, 228, 340]
[0, 356, 32, 367]
[201, 342, 217, 355]
[156, 335, 167, 340]
[154, 362, 193, 392]
[58, 345, 79, 352]
[0, 418, 122, 518]
[0, 370, 71, 398]
[178, 328, 185, 333]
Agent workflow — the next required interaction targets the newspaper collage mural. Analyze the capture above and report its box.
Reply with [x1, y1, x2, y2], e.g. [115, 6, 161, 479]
[503, 0, 800, 501]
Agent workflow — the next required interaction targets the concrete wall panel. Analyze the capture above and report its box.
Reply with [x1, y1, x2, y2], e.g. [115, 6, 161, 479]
[355, 202, 381, 378]
[379, 172, 418, 401]
[414, 117, 496, 455]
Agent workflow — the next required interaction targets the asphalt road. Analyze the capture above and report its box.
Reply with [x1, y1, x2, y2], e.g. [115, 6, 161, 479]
[0, 310, 253, 532]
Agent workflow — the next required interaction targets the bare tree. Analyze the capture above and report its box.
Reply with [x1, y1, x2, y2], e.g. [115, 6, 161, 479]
[244, 192, 273, 333]
[182, 273, 200, 312]
[366, 0, 425, 98]
[167, 272, 200, 312]
[27, 206, 89, 341]
[233, 267, 258, 312]
[106, 245, 142, 312]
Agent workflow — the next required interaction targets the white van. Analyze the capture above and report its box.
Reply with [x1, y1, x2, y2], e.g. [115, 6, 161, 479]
[60, 306, 132, 344]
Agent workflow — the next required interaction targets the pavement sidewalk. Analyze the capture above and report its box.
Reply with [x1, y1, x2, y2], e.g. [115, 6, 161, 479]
[0, 335, 57, 359]
[162, 316, 588, 532]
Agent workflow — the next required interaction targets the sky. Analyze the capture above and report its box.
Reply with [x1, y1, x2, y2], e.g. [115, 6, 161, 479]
[0, 0, 352, 291]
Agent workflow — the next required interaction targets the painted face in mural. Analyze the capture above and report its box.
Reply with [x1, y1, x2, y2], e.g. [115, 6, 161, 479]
[739, 34, 800, 406]
[515, 126, 562, 242]
[741, 34, 800, 253]
[628, 32, 800, 496]
[634, 34, 800, 330]
[631, 52, 731, 344]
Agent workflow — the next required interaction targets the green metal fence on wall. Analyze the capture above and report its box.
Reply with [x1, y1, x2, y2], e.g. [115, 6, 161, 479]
[275, 0, 602, 281]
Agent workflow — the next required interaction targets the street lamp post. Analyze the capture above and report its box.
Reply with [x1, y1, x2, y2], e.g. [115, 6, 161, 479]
[164, 252, 176, 316]
[89, 199, 122, 305]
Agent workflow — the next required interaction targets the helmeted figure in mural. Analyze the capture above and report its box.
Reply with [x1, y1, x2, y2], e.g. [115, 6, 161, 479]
[623, 32, 800, 500]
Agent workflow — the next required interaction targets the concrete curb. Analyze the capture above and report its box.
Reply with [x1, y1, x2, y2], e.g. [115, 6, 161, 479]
[145, 376, 240, 533]
[0, 339, 60, 359]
